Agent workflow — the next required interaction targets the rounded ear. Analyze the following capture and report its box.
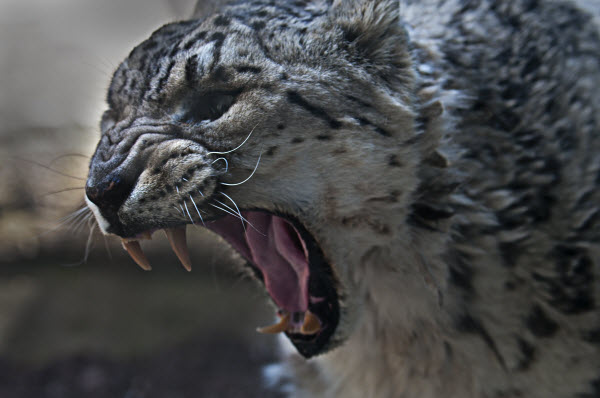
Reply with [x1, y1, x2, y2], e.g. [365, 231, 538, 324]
[330, 0, 411, 85]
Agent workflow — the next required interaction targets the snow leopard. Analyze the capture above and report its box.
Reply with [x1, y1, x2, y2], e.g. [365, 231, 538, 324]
[83, 0, 600, 397]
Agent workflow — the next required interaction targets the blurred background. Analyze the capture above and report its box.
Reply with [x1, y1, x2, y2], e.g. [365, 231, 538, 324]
[0, 1, 281, 396]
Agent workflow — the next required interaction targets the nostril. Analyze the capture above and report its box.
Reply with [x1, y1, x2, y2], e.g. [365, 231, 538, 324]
[85, 174, 134, 213]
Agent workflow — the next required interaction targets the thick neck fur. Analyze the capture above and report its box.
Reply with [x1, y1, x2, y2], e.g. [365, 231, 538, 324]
[273, 1, 600, 397]
[279, 223, 478, 398]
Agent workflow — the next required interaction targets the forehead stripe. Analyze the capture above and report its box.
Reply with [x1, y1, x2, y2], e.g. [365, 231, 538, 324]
[209, 32, 227, 71]
[182, 30, 207, 51]
[184, 55, 199, 83]
[286, 91, 342, 129]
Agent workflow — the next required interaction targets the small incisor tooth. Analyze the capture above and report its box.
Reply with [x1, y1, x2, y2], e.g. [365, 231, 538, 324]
[164, 227, 192, 271]
[257, 313, 290, 334]
[300, 311, 321, 335]
[121, 239, 152, 271]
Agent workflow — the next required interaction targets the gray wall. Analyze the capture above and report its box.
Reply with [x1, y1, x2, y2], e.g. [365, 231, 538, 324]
[0, 0, 195, 259]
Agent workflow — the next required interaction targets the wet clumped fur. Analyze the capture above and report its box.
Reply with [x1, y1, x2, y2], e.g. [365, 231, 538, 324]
[85, 1, 600, 397]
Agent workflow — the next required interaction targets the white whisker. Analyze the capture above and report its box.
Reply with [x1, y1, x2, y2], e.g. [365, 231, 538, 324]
[211, 157, 229, 172]
[59, 206, 89, 223]
[79, 214, 95, 235]
[198, 190, 204, 197]
[209, 203, 243, 221]
[83, 220, 96, 264]
[214, 198, 246, 232]
[63, 207, 91, 229]
[210, 202, 264, 235]
[37, 222, 73, 238]
[34, 207, 90, 239]
[221, 153, 262, 187]
[102, 233, 113, 262]
[189, 195, 205, 226]
[51, 207, 88, 232]
[220, 192, 245, 231]
[72, 213, 92, 234]
[213, 199, 237, 216]
[68, 215, 88, 233]
[184, 200, 195, 224]
[207, 124, 258, 156]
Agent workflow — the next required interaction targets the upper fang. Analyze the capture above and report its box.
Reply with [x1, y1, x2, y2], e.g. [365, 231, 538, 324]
[121, 239, 152, 271]
[164, 227, 192, 271]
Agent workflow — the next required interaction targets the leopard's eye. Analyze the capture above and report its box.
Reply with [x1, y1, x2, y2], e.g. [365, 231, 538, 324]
[179, 91, 239, 123]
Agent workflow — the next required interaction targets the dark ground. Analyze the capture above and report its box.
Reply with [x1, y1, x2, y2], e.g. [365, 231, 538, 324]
[0, 338, 281, 398]
[0, 238, 285, 398]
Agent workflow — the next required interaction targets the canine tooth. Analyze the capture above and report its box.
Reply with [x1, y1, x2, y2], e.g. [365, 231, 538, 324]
[140, 231, 152, 240]
[257, 313, 290, 334]
[164, 227, 192, 271]
[121, 239, 152, 271]
[300, 311, 321, 335]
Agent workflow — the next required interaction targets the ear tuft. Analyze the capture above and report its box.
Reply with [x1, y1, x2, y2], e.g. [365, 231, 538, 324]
[331, 0, 410, 84]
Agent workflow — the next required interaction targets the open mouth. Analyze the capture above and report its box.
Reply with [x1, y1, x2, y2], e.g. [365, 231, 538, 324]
[120, 210, 340, 358]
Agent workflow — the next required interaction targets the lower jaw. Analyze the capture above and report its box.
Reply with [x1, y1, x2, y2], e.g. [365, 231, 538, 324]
[207, 210, 341, 357]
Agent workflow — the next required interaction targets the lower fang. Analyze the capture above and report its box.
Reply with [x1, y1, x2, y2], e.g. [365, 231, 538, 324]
[300, 311, 321, 335]
[257, 313, 290, 334]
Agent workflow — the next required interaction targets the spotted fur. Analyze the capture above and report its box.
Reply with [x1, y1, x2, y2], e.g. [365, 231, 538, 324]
[86, 0, 600, 397]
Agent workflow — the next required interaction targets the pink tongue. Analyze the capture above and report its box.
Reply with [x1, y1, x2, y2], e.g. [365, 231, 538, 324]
[244, 213, 309, 313]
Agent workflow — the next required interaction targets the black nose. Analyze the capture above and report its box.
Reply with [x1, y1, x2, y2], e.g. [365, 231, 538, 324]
[85, 174, 134, 215]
